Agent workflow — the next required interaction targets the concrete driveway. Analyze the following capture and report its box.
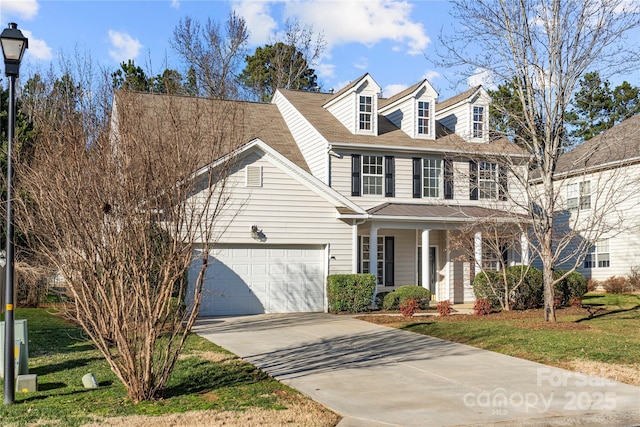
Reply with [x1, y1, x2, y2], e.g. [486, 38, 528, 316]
[194, 313, 640, 427]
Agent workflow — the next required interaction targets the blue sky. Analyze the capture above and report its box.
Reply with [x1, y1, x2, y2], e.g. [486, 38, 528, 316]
[1, 0, 639, 101]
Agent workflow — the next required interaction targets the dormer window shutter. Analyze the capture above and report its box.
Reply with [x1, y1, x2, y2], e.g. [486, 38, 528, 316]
[351, 154, 361, 197]
[469, 160, 478, 200]
[498, 164, 508, 201]
[444, 159, 454, 200]
[412, 158, 422, 198]
[385, 156, 395, 197]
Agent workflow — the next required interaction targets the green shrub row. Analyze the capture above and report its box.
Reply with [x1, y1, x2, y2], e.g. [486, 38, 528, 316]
[383, 285, 431, 310]
[473, 266, 587, 310]
[327, 274, 376, 313]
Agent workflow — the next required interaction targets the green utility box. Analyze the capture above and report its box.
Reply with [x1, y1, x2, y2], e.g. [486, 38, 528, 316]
[0, 319, 29, 378]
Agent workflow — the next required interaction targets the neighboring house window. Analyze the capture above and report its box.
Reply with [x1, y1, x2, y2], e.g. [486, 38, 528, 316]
[473, 106, 485, 138]
[359, 236, 394, 286]
[469, 161, 507, 201]
[352, 154, 394, 197]
[423, 158, 442, 198]
[418, 101, 430, 135]
[413, 158, 453, 199]
[359, 96, 373, 130]
[567, 181, 591, 210]
[584, 240, 610, 268]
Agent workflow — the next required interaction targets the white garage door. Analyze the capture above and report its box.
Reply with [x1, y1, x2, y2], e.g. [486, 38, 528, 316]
[198, 244, 325, 316]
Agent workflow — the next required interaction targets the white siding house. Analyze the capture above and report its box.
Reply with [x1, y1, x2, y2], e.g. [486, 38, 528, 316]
[116, 73, 531, 316]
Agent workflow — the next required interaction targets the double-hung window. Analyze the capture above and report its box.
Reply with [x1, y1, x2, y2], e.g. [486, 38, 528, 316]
[473, 106, 485, 138]
[584, 240, 610, 268]
[567, 181, 591, 210]
[478, 161, 497, 199]
[362, 155, 383, 195]
[423, 158, 442, 198]
[359, 96, 373, 130]
[418, 101, 430, 135]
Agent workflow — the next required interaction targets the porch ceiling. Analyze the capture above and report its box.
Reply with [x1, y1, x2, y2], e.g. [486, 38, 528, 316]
[367, 202, 526, 222]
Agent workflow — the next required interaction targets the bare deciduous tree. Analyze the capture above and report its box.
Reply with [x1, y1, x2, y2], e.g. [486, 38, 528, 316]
[16, 62, 241, 401]
[171, 12, 249, 99]
[440, 0, 640, 321]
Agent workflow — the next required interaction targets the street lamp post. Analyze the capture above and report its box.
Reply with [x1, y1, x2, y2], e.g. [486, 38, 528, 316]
[1, 22, 28, 405]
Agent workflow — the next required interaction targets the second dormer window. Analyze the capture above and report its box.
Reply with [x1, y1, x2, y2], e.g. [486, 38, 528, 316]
[359, 96, 373, 130]
[418, 101, 430, 135]
[473, 106, 485, 138]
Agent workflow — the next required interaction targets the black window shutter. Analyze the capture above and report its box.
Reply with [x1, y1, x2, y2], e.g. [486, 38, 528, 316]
[385, 156, 395, 197]
[469, 160, 478, 200]
[412, 158, 422, 198]
[384, 237, 394, 286]
[444, 158, 454, 200]
[498, 164, 508, 201]
[351, 154, 361, 197]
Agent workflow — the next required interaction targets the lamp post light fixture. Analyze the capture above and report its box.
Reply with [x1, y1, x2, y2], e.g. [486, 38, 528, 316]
[1, 22, 28, 405]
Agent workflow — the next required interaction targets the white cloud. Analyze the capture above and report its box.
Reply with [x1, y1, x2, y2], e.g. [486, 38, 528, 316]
[315, 61, 335, 79]
[232, 0, 278, 46]
[108, 30, 142, 63]
[353, 56, 368, 70]
[0, 0, 39, 20]
[467, 68, 495, 89]
[284, 0, 430, 55]
[422, 70, 441, 82]
[170, 0, 180, 10]
[383, 83, 408, 98]
[21, 29, 52, 61]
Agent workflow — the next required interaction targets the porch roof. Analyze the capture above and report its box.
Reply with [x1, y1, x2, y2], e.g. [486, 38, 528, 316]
[367, 203, 525, 222]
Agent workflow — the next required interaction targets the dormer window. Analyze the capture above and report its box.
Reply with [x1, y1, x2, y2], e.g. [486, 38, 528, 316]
[473, 106, 485, 138]
[359, 96, 373, 130]
[418, 101, 430, 135]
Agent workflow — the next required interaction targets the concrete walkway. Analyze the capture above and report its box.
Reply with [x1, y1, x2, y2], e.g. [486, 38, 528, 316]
[194, 313, 640, 427]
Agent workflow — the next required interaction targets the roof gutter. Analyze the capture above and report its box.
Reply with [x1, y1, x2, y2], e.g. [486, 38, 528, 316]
[328, 142, 531, 158]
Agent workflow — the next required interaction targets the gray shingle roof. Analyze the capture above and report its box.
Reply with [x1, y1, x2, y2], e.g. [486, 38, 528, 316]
[555, 114, 640, 175]
[435, 86, 481, 112]
[378, 80, 426, 109]
[367, 203, 523, 221]
[278, 88, 526, 156]
[114, 91, 310, 172]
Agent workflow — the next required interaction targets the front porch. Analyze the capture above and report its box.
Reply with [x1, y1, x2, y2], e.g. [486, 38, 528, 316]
[351, 204, 530, 304]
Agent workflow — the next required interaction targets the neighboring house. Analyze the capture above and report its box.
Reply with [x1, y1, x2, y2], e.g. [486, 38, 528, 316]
[116, 73, 530, 316]
[540, 114, 640, 281]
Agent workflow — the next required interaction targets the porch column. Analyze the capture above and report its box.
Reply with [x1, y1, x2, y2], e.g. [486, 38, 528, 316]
[521, 232, 530, 265]
[421, 229, 430, 290]
[352, 222, 359, 273]
[369, 227, 378, 306]
[474, 231, 482, 270]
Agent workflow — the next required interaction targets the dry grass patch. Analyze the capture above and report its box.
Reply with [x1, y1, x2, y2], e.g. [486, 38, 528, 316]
[566, 360, 640, 387]
[80, 397, 340, 427]
[178, 350, 236, 364]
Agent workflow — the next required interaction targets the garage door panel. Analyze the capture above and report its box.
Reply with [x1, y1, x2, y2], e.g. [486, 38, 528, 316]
[197, 244, 325, 316]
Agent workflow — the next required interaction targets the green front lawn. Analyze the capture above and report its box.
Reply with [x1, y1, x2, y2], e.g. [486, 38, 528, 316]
[380, 294, 640, 369]
[0, 308, 337, 426]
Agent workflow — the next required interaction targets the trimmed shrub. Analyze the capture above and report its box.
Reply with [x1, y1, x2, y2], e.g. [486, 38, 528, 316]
[327, 274, 376, 313]
[554, 270, 588, 307]
[473, 266, 543, 310]
[628, 267, 640, 292]
[374, 291, 391, 310]
[603, 276, 628, 294]
[437, 300, 452, 316]
[569, 296, 583, 307]
[383, 285, 431, 310]
[474, 298, 492, 316]
[587, 278, 600, 293]
[400, 298, 419, 318]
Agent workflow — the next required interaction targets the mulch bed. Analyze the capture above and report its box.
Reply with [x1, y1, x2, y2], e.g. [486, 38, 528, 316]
[357, 306, 598, 330]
